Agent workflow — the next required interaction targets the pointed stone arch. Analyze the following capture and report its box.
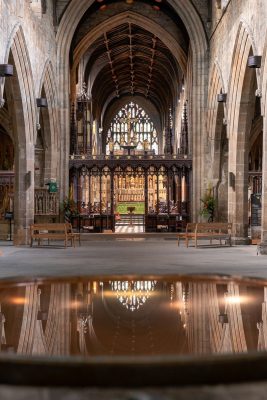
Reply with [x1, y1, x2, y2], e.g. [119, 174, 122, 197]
[71, 11, 187, 80]
[207, 62, 226, 178]
[38, 60, 60, 184]
[56, 0, 208, 217]
[259, 29, 267, 250]
[4, 25, 36, 244]
[207, 62, 228, 221]
[227, 22, 258, 241]
[103, 95, 162, 149]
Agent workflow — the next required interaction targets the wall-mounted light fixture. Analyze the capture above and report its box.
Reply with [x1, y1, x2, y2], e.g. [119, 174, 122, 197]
[0, 64, 13, 77]
[218, 313, 228, 324]
[0, 64, 14, 108]
[36, 98, 48, 108]
[248, 55, 261, 68]
[217, 92, 227, 103]
[36, 97, 48, 130]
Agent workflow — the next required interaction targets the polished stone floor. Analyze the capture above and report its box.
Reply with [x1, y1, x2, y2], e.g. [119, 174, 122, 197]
[0, 238, 265, 280]
[0, 238, 267, 399]
[1, 382, 267, 400]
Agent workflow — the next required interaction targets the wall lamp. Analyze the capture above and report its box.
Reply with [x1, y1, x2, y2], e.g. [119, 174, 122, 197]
[217, 92, 227, 103]
[218, 313, 228, 324]
[0, 64, 13, 108]
[248, 55, 261, 68]
[0, 64, 13, 77]
[36, 97, 48, 130]
[36, 97, 48, 108]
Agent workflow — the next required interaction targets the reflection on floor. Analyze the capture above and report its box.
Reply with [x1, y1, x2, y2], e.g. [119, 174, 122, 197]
[115, 214, 144, 233]
[0, 275, 265, 359]
[115, 225, 144, 233]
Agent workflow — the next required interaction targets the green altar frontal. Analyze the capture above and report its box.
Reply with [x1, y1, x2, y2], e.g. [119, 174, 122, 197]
[116, 202, 145, 214]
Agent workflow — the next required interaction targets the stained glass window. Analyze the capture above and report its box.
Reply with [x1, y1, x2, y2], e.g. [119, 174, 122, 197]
[106, 102, 158, 155]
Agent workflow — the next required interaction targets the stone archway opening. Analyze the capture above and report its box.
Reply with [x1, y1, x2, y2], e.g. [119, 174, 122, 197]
[229, 49, 259, 242]
[248, 95, 263, 243]
[56, 0, 207, 211]
[0, 121, 14, 240]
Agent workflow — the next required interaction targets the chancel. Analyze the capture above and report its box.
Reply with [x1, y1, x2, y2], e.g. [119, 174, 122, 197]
[1, 0, 267, 398]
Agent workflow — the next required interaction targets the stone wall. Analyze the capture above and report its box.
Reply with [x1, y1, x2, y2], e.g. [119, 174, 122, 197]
[0, 0, 57, 95]
[0, 0, 59, 244]
[207, 0, 267, 242]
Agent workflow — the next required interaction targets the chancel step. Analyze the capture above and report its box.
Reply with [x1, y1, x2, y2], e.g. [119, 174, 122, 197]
[116, 215, 144, 226]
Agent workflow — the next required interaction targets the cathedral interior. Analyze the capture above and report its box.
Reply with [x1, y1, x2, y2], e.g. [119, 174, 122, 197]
[1, 0, 267, 398]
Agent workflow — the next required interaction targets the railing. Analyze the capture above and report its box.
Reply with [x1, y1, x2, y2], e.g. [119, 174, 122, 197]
[69, 153, 191, 161]
[34, 188, 59, 216]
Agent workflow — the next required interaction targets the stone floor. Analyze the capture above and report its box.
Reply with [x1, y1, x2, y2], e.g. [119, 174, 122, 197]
[0, 237, 267, 399]
[0, 238, 265, 280]
[1, 382, 267, 400]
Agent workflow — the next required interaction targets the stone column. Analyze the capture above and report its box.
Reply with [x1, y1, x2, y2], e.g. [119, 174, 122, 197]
[13, 143, 35, 245]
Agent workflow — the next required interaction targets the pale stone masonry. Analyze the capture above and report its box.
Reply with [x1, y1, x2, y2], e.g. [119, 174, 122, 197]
[0, 0, 266, 249]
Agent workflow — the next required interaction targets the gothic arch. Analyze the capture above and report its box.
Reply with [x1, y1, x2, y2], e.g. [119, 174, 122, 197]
[227, 21, 258, 240]
[207, 62, 229, 221]
[38, 61, 60, 182]
[71, 11, 187, 79]
[259, 29, 267, 245]
[207, 62, 226, 180]
[56, 0, 208, 211]
[5, 26, 36, 244]
[103, 95, 162, 141]
[6, 25, 36, 147]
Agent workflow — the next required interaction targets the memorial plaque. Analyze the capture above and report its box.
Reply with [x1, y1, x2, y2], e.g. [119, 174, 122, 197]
[251, 193, 262, 226]
[4, 212, 13, 220]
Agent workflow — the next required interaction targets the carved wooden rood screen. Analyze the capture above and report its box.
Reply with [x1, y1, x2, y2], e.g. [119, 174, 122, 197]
[69, 156, 191, 233]
[69, 99, 191, 232]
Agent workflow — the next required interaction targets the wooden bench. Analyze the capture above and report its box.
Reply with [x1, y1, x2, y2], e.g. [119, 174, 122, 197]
[194, 222, 232, 248]
[30, 223, 74, 248]
[177, 223, 197, 247]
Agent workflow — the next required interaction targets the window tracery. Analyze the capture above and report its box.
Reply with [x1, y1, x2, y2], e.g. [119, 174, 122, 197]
[106, 102, 158, 155]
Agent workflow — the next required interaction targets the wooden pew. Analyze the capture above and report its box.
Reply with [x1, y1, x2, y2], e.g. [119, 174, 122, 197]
[194, 222, 232, 248]
[30, 223, 73, 248]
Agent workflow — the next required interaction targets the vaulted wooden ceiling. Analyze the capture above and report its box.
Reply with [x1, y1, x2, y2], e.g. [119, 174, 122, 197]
[85, 23, 180, 113]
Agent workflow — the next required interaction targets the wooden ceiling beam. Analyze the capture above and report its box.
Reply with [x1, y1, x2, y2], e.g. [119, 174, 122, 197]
[103, 32, 120, 98]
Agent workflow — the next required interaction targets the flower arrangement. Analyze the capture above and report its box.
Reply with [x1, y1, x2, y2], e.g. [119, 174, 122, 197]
[61, 197, 78, 218]
[200, 191, 216, 222]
